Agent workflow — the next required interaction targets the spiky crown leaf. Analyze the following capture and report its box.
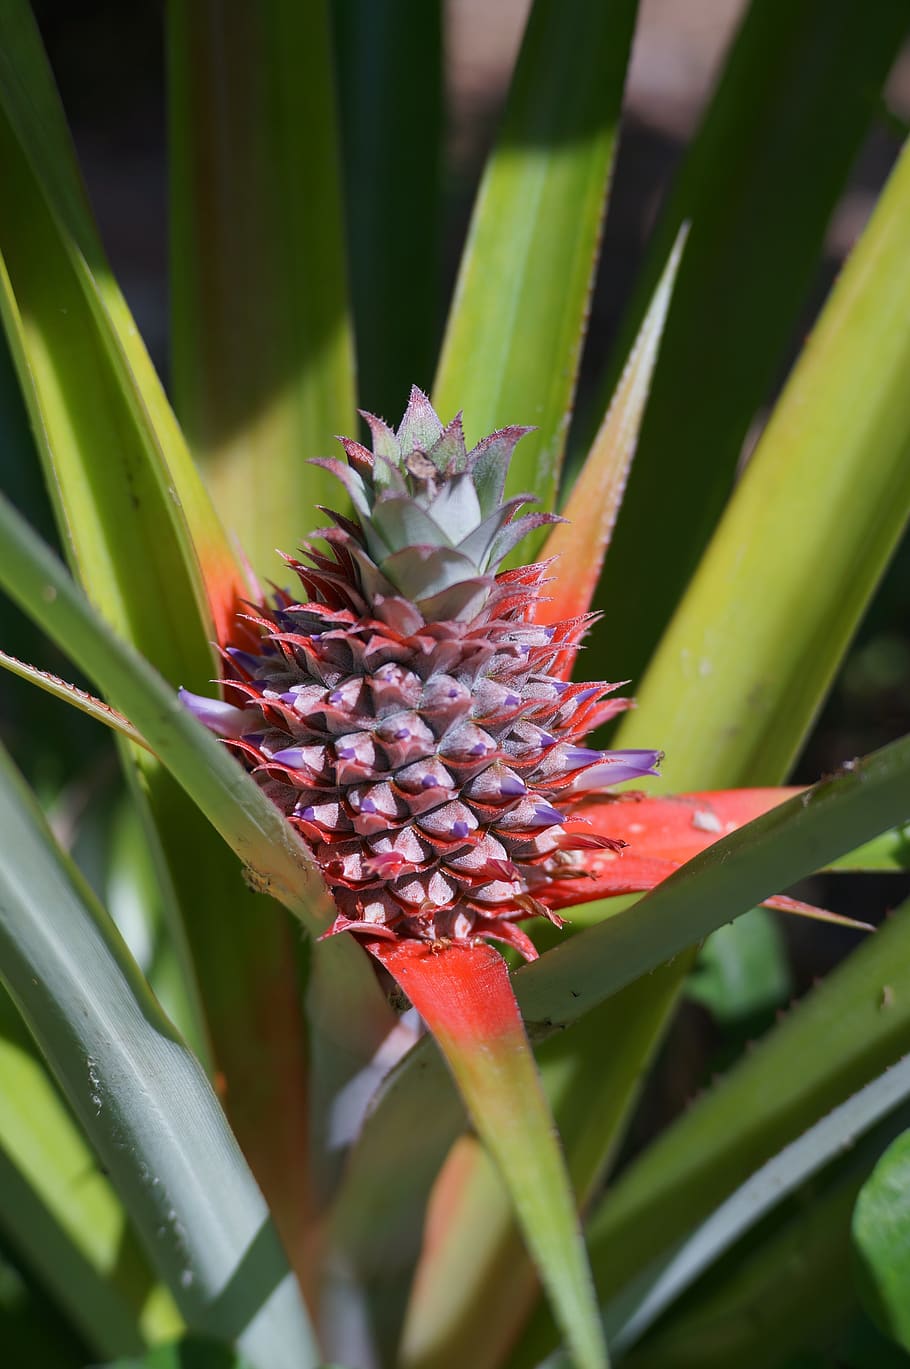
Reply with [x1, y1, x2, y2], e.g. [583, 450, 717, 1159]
[311, 387, 555, 619]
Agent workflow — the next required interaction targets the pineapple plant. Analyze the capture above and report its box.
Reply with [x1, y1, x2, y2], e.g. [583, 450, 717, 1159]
[0, 2, 908, 1368]
[181, 389, 660, 960]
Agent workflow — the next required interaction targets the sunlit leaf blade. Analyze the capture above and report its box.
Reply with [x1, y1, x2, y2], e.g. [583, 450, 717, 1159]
[335, 733, 910, 1316]
[0, 749, 320, 1369]
[368, 940, 608, 1369]
[0, 0, 246, 647]
[0, 488, 333, 922]
[618, 134, 910, 791]
[332, 0, 443, 418]
[0, 648, 148, 750]
[0, 987, 181, 1357]
[539, 227, 686, 627]
[105, 793, 205, 1059]
[433, 0, 638, 526]
[607, 1052, 910, 1355]
[168, 0, 357, 582]
[0, 124, 213, 694]
[591, 0, 910, 686]
[853, 1127, 910, 1350]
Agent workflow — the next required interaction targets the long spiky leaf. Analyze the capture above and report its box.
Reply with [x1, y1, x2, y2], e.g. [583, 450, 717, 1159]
[368, 939, 609, 1369]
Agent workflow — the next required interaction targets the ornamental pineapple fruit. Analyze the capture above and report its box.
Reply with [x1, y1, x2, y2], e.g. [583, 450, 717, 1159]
[181, 388, 660, 959]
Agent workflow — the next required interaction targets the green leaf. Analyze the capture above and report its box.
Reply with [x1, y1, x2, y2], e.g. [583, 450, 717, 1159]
[853, 1128, 910, 1349]
[516, 738, 910, 1027]
[0, 988, 181, 1357]
[0, 649, 148, 751]
[590, 0, 910, 686]
[0, 485, 331, 928]
[618, 133, 910, 791]
[168, 0, 357, 581]
[432, 0, 638, 526]
[0, 747, 320, 1369]
[332, 0, 444, 418]
[0, 0, 245, 659]
[540, 228, 687, 625]
[369, 940, 608, 1369]
[829, 824, 910, 872]
[607, 1053, 910, 1355]
[686, 907, 791, 1025]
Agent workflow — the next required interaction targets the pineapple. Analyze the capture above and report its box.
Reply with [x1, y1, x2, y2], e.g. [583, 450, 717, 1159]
[181, 389, 660, 959]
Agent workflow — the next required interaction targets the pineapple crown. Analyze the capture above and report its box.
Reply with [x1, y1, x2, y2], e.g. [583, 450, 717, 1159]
[311, 387, 558, 621]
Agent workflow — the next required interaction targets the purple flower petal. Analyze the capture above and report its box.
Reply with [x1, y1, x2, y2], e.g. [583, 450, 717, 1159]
[499, 775, 527, 797]
[178, 688, 250, 739]
[529, 805, 565, 828]
[572, 749, 662, 790]
[271, 745, 308, 768]
[226, 648, 261, 675]
[562, 746, 604, 770]
[451, 820, 470, 839]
